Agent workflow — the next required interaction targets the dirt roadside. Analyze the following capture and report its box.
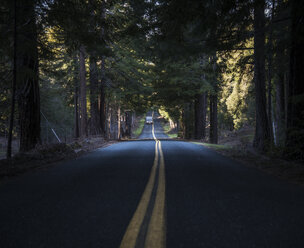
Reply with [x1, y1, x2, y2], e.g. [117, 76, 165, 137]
[192, 141, 304, 186]
[0, 137, 117, 180]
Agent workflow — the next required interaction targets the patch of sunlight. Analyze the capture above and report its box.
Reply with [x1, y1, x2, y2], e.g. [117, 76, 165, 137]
[132, 115, 146, 138]
[192, 142, 232, 150]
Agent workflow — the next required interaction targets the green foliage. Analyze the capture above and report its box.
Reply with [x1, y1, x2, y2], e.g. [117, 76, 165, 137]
[132, 115, 146, 138]
[1, 0, 301, 157]
[107, 41, 154, 114]
[192, 142, 232, 150]
[218, 41, 255, 129]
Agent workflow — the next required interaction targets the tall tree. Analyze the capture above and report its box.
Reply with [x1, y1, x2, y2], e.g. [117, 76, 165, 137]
[286, 0, 304, 158]
[273, 0, 288, 146]
[209, 94, 218, 144]
[89, 56, 101, 135]
[99, 55, 106, 136]
[6, 0, 17, 158]
[17, 0, 41, 151]
[79, 45, 87, 137]
[253, 0, 271, 151]
[194, 93, 207, 140]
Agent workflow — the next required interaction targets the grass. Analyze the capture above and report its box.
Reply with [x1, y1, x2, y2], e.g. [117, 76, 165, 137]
[162, 121, 178, 138]
[132, 116, 146, 138]
[192, 142, 232, 150]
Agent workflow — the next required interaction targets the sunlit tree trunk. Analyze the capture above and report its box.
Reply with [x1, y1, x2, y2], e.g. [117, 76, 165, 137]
[253, 0, 271, 151]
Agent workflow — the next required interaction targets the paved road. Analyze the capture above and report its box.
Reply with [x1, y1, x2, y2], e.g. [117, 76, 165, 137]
[138, 112, 168, 140]
[1, 116, 304, 247]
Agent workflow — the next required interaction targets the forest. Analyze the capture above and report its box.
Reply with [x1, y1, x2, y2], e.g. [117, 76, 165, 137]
[0, 0, 303, 161]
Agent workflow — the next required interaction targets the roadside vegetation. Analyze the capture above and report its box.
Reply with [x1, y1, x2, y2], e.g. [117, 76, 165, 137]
[0, 139, 115, 179]
[193, 129, 304, 185]
[132, 115, 146, 139]
[159, 110, 178, 139]
[162, 123, 178, 139]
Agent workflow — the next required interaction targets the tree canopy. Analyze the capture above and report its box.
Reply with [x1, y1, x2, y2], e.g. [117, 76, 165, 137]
[1, 0, 303, 159]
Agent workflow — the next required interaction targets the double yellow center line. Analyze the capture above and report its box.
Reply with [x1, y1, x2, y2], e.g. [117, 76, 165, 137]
[120, 123, 166, 248]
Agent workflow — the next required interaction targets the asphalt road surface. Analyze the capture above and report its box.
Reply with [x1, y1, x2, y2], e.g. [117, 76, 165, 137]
[1, 116, 304, 248]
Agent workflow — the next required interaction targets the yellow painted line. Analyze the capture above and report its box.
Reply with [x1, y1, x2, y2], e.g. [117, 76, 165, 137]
[144, 140, 166, 248]
[152, 122, 157, 140]
[120, 121, 167, 248]
[120, 140, 159, 248]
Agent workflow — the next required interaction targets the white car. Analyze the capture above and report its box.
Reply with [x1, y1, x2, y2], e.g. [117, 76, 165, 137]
[146, 116, 153, 124]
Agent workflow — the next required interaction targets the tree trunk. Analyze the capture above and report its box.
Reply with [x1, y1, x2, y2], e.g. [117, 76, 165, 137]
[7, 0, 17, 158]
[275, 72, 285, 146]
[100, 57, 106, 136]
[286, 0, 304, 158]
[273, 0, 287, 147]
[253, 0, 271, 151]
[117, 105, 121, 140]
[267, 0, 275, 144]
[125, 111, 132, 138]
[182, 103, 194, 139]
[209, 94, 218, 144]
[17, 0, 40, 152]
[79, 45, 87, 137]
[106, 103, 111, 140]
[74, 79, 79, 139]
[194, 92, 207, 140]
[89, 56, 101, 135]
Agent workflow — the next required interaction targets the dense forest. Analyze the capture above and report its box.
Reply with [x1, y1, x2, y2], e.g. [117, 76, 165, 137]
[0, 0, 303, 160]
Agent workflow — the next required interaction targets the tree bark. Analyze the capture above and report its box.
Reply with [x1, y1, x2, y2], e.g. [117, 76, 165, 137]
[7, 0, 17, 158]
[182, 103, 194, 139]
[79, 45, 87, 137]
[89, 56, 101, 135]
[267, 0, 275, 144]
[209, 94, 218, 144]
[125, 111, 132, 138]
[286, 0, 304, 157]
[275, 72, 285, 146]
[194, 92, 207, 140]
[17, 0, 40, 152]
[99, 56, 106, 136]
[273, 0, 287, 147]
[253, 0, 271, 151]
[117, 105, 121, 140]
[74, 78, 79, 139]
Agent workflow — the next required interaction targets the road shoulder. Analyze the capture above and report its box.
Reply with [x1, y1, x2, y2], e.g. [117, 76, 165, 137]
[0, 138, 117, 180]
[192, 141, 304, 186]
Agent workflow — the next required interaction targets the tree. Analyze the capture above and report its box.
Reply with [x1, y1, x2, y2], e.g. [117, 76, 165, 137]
[6, 0, 17, 158]
[285, 0, 304, 159]
[89, 56, 101, 135]
[17, 0, 41, 151]
[194, 93, 207, 140]
[252, 0, 271, 151]
[79, 45, 87, 137]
